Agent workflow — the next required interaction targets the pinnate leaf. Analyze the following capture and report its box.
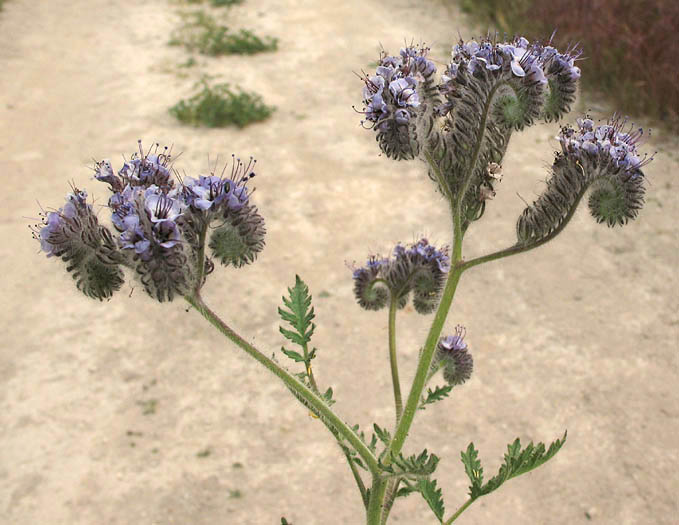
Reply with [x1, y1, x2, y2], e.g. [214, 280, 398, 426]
[417, 479, 445, 522]
[462, 431, 567, 500]
[280, 347, 305, 362]
[379, 449, 439, 480]
[418, 384, 453, 410]
[373, 423, 392, 446]
[278, 274, 316, 349]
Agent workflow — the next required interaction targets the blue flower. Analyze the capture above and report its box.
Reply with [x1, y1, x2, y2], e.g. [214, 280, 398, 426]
[558, 114, 653, 172]
[436, 325, 473, 386]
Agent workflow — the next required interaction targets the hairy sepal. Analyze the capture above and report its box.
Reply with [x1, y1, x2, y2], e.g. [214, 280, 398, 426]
[64, 229, 125, 301]
[209, 202, 266, 268]
[516, 153, 646, 244]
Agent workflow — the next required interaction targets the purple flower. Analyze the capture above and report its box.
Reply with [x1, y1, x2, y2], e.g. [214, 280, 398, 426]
[439, 325, 467, 352]
[558, 114, 653, 172]
[145, 190, 185, 223]
[389, 77, 420, 108]
[38, 189, 91, 257]
[437, 325, 473, 386]
[353, 238, 449, 313]
[358, 44, 435, 127]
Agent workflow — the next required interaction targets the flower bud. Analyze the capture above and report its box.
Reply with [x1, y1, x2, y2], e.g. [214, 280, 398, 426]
[435, 326, 473, 386]
[352, 256, 389, 311]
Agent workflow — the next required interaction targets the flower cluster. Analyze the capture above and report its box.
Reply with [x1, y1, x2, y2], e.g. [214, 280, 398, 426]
[36, 142, 266, 302]
[358, 45, 437, 159]
[516, 114, 651, 243]
[435, 325, 474, 386]
[437, 35, 581, 122]
[353, 238, 449, 314]
[558, 114, 652, 173]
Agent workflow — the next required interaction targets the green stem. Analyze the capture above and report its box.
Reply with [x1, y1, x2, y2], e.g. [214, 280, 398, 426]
[367, 476, 388, 525]
[184, 293, 380, 475]
[388, 297, 403, 423]
[379, 478, 401, 525]
[460, 189, 586, 273]
[385, 263, 464, 460]
[346, 452, 369, 509]
[193, 221, 209, 295]
[443, 498, 474, 524]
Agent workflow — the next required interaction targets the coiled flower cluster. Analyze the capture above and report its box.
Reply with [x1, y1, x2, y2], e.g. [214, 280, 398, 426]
[352, 238, 450, 314]
[517, 115, 650, 242]
[358, 45, 438, 160]
[35, 142, 266, 302]
[356, 34, 651, 243]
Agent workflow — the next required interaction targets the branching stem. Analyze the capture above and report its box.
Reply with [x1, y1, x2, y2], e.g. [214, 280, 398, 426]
[388, 296, 403, 423]
[184, 293, 381, 476]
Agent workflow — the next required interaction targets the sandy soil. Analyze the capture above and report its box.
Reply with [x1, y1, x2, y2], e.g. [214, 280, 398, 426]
[1, 0, 677, 524]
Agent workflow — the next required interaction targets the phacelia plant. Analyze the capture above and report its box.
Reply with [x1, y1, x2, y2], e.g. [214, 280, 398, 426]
[32, 32, 652, 524]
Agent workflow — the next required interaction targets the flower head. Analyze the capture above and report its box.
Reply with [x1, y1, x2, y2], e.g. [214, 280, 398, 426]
[36, 142, 266, 302]
[357, 44, 436, 159]
[436, 325, 473, 386]
[32, 187, 125, 300]
[352, 238, 449, 313]
[558, 113, 653, 172]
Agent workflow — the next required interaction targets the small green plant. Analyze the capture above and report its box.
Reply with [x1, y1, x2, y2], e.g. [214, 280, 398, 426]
[170, 79, 274, 128]
[170, 10, 278, 56]
[136, 399, 158, 415]
[197, 447, 212, 457]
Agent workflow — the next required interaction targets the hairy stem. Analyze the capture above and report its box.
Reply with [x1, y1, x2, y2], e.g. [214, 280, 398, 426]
[193, 221, 208, 295]
[388, 297, 403, 423]
[460, 189, 586, 272]
[184, 293, 380, 475]
[443, 498, 474, 524]
[367, 476, 388, 525]
[379, 478, 401, 525]
[346, 453, 369, 509]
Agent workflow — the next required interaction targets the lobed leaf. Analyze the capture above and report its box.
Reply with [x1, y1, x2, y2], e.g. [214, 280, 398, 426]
[278, 275, 316, 347]
[417, 479, 446, 522]
[379, 449, 440, 480]
[418, 384, 454, 410]
[462, 431, 567, 500]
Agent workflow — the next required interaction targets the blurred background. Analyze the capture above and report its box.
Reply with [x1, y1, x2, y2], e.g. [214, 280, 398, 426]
[457, 0, 679, 133]
[1, 1, 677, 524]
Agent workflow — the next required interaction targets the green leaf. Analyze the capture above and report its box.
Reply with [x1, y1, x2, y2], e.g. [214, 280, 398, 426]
[460, 442, 484, 498]
[322, 386, 335, 406]
[279, 327, 307, 347]
[418, 384, 454, 410]
[278, 275, 316, 351]
[395, 480, 418, 498]
[280, 347, 305, 362]
[336, 423, 379, 471]
[417, 479, 445, 522]
[280, 518, 292, 525]
[462, 431, 567, 500]
[373, 423, 392, 446]
[379, 449, 440, 480]
[278, 275, 319, 373]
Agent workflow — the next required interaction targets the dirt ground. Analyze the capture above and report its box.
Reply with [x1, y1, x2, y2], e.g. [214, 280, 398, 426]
[1, 1, 677, 524]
